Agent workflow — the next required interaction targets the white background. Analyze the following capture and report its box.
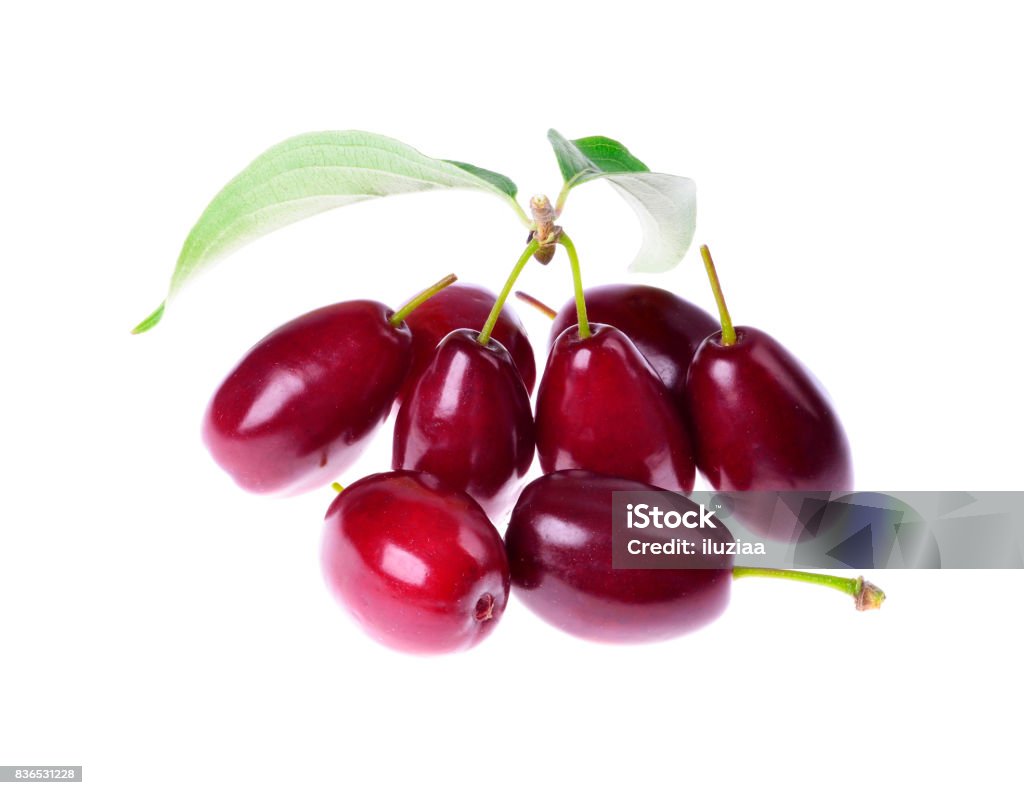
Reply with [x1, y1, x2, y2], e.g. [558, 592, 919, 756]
[2, 2, 1022, 793]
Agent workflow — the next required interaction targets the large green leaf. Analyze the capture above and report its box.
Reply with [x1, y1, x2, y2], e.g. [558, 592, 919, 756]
[548, 130, 696, 273]
[133, 131, 527, 333]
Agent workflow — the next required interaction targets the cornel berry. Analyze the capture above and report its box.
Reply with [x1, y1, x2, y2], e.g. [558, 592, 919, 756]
[535, 323, 696, 493]
[203, 299, 412, 495]
[393, 329, 535, 518]
[321, 470, 510, 654]
[505, 470, 733, 643]
[505, 470, 884, 645]
[202, 275, 455, 496]
[685, 247, 852, 539]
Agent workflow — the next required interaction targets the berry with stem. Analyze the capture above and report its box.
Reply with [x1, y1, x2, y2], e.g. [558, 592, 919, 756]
[505, 471, 884, 644]
[393, 328, 535, 518]
[685, 245, 853, 538]
[535, 321, 696, 492]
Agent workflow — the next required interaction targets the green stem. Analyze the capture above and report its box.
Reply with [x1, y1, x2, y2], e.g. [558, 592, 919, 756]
[390, 273, 458, 326]
[558, 232, 590, 339]
[507, 196, 534, 229]
[554, 182, 572, 217]
[478, 240, 540, 345]
[732, 567, 886, 611]
[700, 245, 736, 346]
[514, 290, 557, 320]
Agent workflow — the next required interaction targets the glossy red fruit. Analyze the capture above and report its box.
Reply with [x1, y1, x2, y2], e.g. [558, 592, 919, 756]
[505, 471, 732, 643]
[321, 470, 510, 654]
[393, 329, 534, 517]
[535, 323, 696, 492]
[203, 300, 411, 495]
[686, 326, 853, 492]
[398, 283, 535, 404]
[549, 284, 717, 405]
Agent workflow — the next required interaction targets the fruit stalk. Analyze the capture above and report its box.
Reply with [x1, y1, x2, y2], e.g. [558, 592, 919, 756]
[700, 245, 736, 346]
[731, 567, 886, 611]
[478, 240, 540, 346]
[558, 232, 590, 339]
[389, 273, 458, 326]
[514, 290, 557, 320]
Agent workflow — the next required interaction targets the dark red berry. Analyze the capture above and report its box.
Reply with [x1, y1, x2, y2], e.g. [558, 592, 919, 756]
[203, 300, 411, 495]
[321, 470, 510, 654]
[393, 329, 534, 517]
[684, 246, 853, 541]
[686, 327, 853, 493]
[505, 471, 732, 643]
[535, 324, 696, 492]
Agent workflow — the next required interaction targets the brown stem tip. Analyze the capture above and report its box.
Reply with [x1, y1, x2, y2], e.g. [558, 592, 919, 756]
[474, 594, 496, 622]
[855, 578, 886, 611]
[530, 195, 561, 264]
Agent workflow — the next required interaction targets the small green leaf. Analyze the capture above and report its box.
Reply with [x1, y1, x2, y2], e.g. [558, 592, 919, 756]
[131, 302, 165, 335]
[548, 130, 697, 273]
[549, 133, 650, 188]
[135, 131, 527, 332]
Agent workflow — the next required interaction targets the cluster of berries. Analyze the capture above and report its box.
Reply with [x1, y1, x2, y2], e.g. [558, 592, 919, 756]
[202, 246, 870, 655]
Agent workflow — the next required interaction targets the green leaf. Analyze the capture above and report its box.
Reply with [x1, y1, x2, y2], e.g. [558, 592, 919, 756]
[443, 161, 518, 198]
[548, 130, 697, 273]
[549, 133, 650, 188]
[131, 303, 164, 335]
[135, 131, 527, 332]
